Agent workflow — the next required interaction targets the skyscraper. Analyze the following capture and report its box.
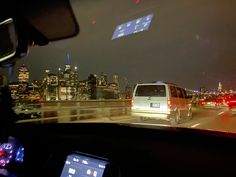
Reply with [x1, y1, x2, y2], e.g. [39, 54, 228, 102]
[42, 70, 59, 101]
[88, 74, 97, 99]
[112, 73, 119, 87]
[56, 54, 79, 100]
[65, 53, 71, 71]
[18, 64, 29, 83]
[218, 82, 222, 92]
[16, 64, 30, 101]
[100, 72, 108, 86]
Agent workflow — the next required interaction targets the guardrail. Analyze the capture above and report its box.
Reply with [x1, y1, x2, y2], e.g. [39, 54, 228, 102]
[15, 99, 131, 123]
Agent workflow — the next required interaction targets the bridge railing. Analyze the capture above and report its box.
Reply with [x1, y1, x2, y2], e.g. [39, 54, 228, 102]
[15, 99, 131, 123]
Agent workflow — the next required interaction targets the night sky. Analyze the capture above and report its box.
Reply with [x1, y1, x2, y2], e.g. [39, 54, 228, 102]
[5, 0, 236, 90]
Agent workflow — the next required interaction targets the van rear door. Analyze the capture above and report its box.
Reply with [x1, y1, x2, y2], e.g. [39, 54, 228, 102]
[133, 85, 168, 113]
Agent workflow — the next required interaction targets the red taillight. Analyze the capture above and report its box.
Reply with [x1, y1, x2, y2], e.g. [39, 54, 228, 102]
[230, 100, 236, 103]
[131, 99, 134, 107]
[0, 150, 6, 157]
[168, 100, 172, 108]
[201, 101, 205, 105]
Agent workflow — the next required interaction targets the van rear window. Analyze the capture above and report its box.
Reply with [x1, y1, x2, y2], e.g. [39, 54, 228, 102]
[135, 85, 166, 97]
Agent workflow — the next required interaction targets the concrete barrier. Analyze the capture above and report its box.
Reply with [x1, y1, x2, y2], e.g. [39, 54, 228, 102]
[16, 99, 131, 123]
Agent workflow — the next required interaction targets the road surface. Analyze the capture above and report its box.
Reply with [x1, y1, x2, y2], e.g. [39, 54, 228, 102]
[74, 107, 236, 132]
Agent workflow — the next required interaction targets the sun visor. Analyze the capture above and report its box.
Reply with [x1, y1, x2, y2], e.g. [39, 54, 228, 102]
[17, 0, 79, 41]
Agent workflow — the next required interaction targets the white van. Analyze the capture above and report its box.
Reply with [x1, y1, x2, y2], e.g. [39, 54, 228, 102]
[131, 82, 192, 125]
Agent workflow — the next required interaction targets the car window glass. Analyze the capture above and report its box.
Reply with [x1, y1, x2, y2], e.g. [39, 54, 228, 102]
[135, 85, 166, 97]
[170, 86, 177, 98]
[182, 89, 187, 98]
[176, 87, 184, 98]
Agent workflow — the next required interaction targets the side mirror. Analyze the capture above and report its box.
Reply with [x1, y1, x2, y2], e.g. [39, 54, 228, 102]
[0, 18, 18, 62]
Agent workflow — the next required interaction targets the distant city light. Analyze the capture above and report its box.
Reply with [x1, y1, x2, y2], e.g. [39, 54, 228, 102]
[135, 0, 140, 5]
[91, 19, 96, 25]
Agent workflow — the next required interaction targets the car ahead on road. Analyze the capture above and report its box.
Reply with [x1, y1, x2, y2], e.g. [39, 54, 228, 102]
[131, 82, 192, 125]
[218, 97, 228, 107]
[227, 95, 236, 114]
[200, 97, 222, 109]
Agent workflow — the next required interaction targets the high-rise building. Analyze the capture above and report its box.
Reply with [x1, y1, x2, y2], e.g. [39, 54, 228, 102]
[78, 80, 89, 100]
[99, 72, 108, 86]
[59, 66, 78, 100]
[71, 66, 79, 86]
[9, 65, 42, 103]
[8, 82, 19, 100]
[112, 73, 119, 87]
[218, 82, 222, 92]
[65, 53, 71, 71]
[88, 74, 97, 99]
[16, 64, 30, 101]
[42, 70, 59, 101]
[18, 64, 29, 83]
[31, 80, 43, 100]
[54, 55, 79, 100]
[58, 68, 64, 86]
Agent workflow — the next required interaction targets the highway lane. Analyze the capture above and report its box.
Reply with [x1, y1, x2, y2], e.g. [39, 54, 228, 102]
[181, 108, 236, 132]
[19, 104, 236, 132]
[74, 107, 236, 132]
[132, 107, 236, 132]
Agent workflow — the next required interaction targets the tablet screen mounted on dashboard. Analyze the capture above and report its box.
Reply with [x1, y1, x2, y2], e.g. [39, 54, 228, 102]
[60, 153, 108, 177]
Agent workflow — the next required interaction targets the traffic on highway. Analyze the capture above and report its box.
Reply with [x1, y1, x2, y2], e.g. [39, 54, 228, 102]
[66, 90, 236, 132]
[1, 0, 235, 134]
[1, 1, 236, 177]
[11, 87, 236, 133]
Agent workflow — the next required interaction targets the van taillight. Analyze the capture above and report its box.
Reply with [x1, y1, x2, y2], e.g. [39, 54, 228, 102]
[131, 99, 134, 107]
[168, 100, 172, 108]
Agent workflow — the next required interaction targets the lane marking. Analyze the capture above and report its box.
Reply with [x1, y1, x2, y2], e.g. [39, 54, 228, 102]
[218, 111, 224, 116]
[191, 123, 200, 128]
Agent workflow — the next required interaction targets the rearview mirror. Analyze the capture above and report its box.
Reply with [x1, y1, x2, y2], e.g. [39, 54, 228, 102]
[0, 18, 18, 62]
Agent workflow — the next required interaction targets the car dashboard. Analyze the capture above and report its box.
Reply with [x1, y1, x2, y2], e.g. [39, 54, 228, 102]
[1, 123, 236, 177]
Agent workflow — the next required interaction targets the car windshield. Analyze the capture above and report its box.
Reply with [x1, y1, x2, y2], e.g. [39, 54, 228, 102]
[1, 0, 236, 132]
[135, 85, 166, 97]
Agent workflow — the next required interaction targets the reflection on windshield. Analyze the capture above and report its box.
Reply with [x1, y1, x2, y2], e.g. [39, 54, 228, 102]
[1, 0, 236, 133]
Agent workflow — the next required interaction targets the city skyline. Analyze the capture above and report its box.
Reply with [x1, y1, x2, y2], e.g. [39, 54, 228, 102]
[5, 58, 232, 92]
[8, 61, 125, 102]
[1, 0, 236, 91]
[8, 61, 235, 104]
[5, 0, 236, 91]
[13, 62, 233, 93]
